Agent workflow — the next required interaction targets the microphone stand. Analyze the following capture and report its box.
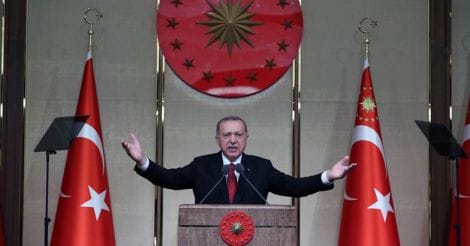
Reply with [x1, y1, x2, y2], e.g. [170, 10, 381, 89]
[236, 164, 269, 205]
[44, 150, 56, 246]
[199, 166, 229, 204]
[451, 154, 461, 246]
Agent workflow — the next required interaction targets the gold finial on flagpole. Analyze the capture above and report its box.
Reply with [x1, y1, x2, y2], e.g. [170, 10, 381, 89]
[84, 8, 103, 53]
[358, 17, 378, 58]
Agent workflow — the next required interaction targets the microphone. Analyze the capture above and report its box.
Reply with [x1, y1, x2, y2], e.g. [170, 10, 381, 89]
[199, 165, 229, 204]
[235, 163, 269, 205]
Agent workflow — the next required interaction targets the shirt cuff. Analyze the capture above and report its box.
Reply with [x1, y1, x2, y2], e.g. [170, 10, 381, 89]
[137, 156, 150, 171]
[321, 171, 333, 185]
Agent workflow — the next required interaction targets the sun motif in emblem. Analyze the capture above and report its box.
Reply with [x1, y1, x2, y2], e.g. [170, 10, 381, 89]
[219, 211, 255, 246]
[198, 0, 263, 57]
[230, 221, 245, 235]
[360, 96, 376, 113]
[156, 0, 304, 98]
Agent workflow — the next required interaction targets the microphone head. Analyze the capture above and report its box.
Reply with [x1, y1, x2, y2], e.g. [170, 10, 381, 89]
[235, 163, 245, 173]
[221, 164, 229, 174]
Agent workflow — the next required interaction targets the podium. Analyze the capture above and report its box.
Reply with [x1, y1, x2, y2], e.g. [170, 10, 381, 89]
[178, 204, 297, 245]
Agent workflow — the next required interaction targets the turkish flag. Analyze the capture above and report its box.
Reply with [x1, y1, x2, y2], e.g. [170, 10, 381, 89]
[448, 97, 470, 246]
[338, 58, 400, 246]
[0, 213, 4, 246]
[51, 51, 116, 245]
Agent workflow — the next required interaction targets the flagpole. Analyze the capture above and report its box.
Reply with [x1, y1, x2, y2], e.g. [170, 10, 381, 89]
[84, 8, 103, 54]
[339, 18, 401, 245]
[358, 17, 378, 60]
[51, 8, 116, 245]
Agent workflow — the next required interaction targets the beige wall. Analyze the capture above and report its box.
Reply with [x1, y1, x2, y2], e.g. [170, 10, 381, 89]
[300, 1, 429, 244]
[24, 0, 157, 245]
[23, 0, 433, 245]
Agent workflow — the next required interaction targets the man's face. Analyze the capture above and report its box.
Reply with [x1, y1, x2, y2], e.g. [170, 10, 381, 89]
[216, 120, 248, 162]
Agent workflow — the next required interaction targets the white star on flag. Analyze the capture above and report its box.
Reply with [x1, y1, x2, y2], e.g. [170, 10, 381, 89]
[81, 186, 110, 220]
[368, 188, 394, 222]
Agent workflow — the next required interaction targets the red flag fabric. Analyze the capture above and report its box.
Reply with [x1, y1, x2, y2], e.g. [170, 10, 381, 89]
[338, 58, 400, 246]
[0, 213, 5, 246]
[448, 97, 470, 246]
[51, 51, 116, 245]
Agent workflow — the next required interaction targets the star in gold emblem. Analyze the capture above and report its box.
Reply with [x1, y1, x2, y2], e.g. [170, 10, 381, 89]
[170, 38, 183, 51]
[182, 58, 195, 70]
[277, 0, 289, 8]
[197, 0, 263, 57]
[360, 96, 376, 113]
[277, 40, 289, 52]
[264, 58, 276, 70]
[224, 75, 236, 86]
[170, 0, 183, 8]
[246, 71, 257, 82]
[281, 18, 293, 30]
[202, 71, 214, 82]
[167, 18, 179, 29]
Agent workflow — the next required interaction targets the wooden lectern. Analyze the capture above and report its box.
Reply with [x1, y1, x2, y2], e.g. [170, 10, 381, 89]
[178, 204, 297, 245]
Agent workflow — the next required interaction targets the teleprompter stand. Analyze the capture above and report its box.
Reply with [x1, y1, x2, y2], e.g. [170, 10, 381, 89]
[34, 115, 88, 246]
[415, 120, 468, 246]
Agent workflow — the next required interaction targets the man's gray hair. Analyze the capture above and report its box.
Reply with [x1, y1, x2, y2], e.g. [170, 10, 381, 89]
[216, 116, 248, 135]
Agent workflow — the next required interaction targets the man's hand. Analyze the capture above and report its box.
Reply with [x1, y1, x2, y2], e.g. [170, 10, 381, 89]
[121, 133, 145, 165]
[326, 155, 357, 182]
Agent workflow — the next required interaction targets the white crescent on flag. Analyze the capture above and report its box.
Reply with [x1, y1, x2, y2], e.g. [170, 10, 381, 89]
[74, 122, 105, 175]
[59, 122, 105, 199]
[344, 192, 358, 201]
[59, 192, 71, 198]
[456, 192, 470, 199]
[463, 124, 470, 143]
[351, 125, 385, 160]
[344, 125, 387, 201]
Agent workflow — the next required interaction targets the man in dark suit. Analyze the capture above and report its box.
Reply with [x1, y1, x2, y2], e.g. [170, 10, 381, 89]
[121, 116, 355, 204]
